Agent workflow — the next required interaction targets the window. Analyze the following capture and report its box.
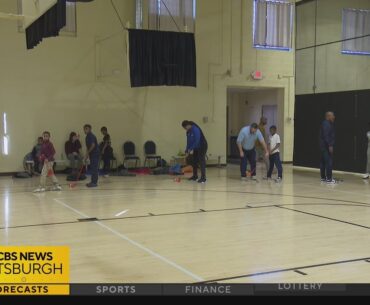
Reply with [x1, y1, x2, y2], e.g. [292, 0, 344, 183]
[17, 0, 77, 35]
[253, 0, 294, 51]
[342, 8, 370, 55]
[136, 0, 196, 33]
[2, 113, 9, 156]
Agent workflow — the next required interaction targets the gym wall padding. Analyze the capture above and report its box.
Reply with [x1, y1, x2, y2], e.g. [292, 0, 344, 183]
[294, 89, 370, 173]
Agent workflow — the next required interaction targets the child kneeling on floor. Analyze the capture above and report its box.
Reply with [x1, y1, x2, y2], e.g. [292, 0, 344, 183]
[267, 126, 283, 182]
[34, 131, 62, 193]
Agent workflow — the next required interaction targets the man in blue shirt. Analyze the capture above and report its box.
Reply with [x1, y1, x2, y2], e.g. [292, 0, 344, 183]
[319, 112, 336, 184]
[84, 124, 100, 188]
[237, 123, 269, 180]
[182, 121, 208, 184]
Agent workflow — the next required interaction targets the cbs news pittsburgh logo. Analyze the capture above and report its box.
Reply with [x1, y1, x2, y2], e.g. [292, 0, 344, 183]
[0, 247, 69, 296]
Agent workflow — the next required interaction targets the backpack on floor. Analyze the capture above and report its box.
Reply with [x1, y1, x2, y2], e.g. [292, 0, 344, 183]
[152, 167, 170, 175]
[14, 172, 32, 179]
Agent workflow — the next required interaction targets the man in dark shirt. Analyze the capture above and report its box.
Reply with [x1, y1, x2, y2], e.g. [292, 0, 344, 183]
[84, 124, 100, 188]
[100, 127, 113, 178]
[319, 112, 336, 184]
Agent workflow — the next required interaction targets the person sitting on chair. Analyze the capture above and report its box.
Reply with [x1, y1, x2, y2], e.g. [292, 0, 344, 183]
[31, 137, 44, 173]
[65, 132, 83, 174]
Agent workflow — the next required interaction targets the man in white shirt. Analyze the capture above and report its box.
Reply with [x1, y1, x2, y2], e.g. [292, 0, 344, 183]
[267, 125, 283, 182]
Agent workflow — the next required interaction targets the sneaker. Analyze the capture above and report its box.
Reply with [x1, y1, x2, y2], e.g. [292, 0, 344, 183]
[103, 174, 110, 178]
[33, 187, 46, 193]
[275, 177, 282, 183]
[197, 178, 207, 184]
[326, 179, 337, 185]
[363, 174, 370, 180]
[86, 183, 98, 188]
[250, 176, 257, 181]
[321, 178, 326, 183]
[52, 185, 62, 191]
[241, 176, 247, 181]
[263, 177, 271, 181]
[188, 176, 198, 182]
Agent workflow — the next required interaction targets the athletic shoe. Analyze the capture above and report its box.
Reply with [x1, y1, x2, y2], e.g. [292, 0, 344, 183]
[103, 174, 110, 178]
[363, 174, 370, 180]
[250, 176, 257, 181]
[321, 178, 326, 183]
[263, 177, 271, 181]
[86, 183, 98, 188]
[275, 177, 282, 183]
[197, 178, 207, 184]
[241, 176, 248, 181]
[52, 185, 62, 191]
[326, 179, 337, 185]
[188, 176, 198, 181]
[33, 187, 46, 193]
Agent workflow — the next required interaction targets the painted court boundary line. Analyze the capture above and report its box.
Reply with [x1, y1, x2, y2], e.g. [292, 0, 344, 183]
[54, 187, 370, 207]
[53, 198, 204, 282]
[202, 256, 370, 283]
[2, 203, 370, 231]
[275, 205, 370, 230]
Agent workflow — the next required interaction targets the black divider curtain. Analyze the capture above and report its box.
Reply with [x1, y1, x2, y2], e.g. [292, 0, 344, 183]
[294, 90, 370, 173]
[128, 29, 197, 87]
[26, 0, 67, 50]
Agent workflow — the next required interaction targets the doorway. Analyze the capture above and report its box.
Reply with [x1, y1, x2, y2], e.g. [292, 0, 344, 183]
[227, 87, 283, 163]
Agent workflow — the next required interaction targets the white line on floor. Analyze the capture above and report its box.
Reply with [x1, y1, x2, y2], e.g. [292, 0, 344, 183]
[53, 198, 204, 282]
[115, 210, 129, 217]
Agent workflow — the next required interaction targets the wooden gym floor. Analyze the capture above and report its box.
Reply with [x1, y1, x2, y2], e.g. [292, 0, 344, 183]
[1, 164, 370, 283]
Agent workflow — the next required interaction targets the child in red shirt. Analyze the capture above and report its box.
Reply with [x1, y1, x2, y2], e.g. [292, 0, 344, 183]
[34, 131, 62, 192]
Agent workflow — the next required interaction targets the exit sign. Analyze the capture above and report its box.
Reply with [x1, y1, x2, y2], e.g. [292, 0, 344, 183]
[251, 70, 263, 80]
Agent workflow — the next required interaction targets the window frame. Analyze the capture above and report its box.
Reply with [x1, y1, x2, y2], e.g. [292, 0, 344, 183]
[17, 0, 77, 37]
[342, 8, 370, 56]
[137, 0, 196, 33]
[253, 0, 294, 51]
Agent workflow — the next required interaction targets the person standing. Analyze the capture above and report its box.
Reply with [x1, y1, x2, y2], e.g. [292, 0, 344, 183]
[100, 127, 113, 178]
[319, 112, 336, 184]
[65, 132, 82, 174]
[363, 122, 370, 180]
[182, 121, 208, 184]
[237, 123, 269, 180]
[256, 117, 270, 173]
[266, 126, 283, 182]
[34, 132, 62, 192]
[84, 124, 100, 188]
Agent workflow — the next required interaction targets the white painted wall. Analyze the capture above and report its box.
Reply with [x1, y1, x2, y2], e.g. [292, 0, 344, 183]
[296, 0, 370, 94]
[0, 0, 296, 173]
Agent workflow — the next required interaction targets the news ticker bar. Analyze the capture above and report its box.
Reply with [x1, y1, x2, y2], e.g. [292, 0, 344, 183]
[2, 284, 370, 296]
[45, 284, 370, 296]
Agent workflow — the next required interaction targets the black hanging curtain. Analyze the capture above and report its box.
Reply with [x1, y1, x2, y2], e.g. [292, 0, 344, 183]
[128, 29, 197, 88]
[26, 0, 67, 50]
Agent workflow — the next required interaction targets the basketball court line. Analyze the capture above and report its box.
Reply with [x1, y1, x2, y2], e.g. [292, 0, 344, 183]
[2, 202, 370, 231]
[202, 256, 370, 283]
[54, 187, 370, 207]
[294, 270, 308, 276]
[53, 198, 204, 282]
[275, 205, 370, 230]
